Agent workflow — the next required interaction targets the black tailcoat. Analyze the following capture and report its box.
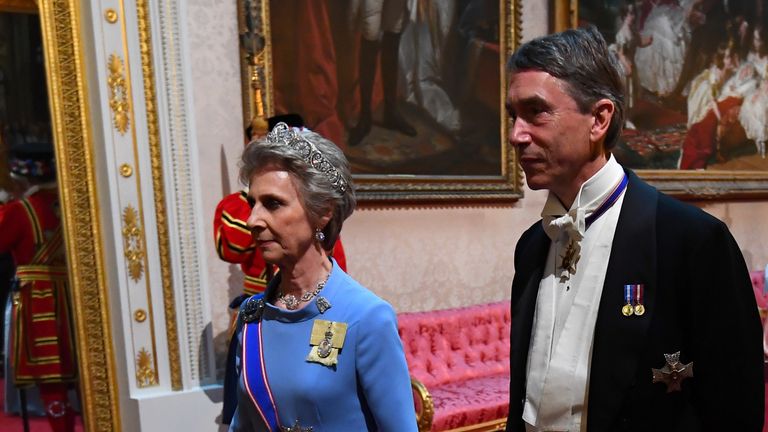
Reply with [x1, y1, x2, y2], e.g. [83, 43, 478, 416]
[507, 170, 764, 431]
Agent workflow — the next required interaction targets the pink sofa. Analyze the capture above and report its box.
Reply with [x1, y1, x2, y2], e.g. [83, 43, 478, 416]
[398, 302, 510, 432]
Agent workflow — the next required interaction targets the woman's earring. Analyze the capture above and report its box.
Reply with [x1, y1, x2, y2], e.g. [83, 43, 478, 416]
[315, 228, 325, 243]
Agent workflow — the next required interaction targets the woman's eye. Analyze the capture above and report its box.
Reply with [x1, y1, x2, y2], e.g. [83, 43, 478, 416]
[246, 196, 256, 208]
[265, 199, 281, 210]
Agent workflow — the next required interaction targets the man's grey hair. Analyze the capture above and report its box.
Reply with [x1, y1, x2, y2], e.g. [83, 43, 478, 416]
[506, 25, 626, 150]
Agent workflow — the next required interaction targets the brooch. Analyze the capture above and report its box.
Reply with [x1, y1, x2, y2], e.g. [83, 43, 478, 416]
[241, 296, 265, 323]
[316, 296, 331, 313]
[306, 319, 347, 366]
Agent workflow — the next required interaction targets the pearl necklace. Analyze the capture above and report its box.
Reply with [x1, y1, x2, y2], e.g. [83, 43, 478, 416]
[277, 272, 330, 310]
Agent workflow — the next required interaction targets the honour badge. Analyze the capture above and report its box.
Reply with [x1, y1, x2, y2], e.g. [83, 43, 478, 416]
[307, 319, 347, 366]
[559, 240, 579, 280]
[652, 351, 693, 393]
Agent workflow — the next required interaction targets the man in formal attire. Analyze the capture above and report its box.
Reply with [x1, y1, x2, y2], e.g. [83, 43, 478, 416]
[505, 26, 763, 431]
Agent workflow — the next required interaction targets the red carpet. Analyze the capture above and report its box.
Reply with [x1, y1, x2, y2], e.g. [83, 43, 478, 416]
[0, 380, 83, 432]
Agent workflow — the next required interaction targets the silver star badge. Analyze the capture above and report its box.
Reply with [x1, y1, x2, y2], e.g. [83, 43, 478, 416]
[281, 420, 313, 432]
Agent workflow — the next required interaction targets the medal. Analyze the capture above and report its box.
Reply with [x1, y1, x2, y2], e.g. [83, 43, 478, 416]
[622, 283, 647, 317]
[633, 284, 645, 316]
[621, 304, 634, 316]
[622, 284, 634, 316]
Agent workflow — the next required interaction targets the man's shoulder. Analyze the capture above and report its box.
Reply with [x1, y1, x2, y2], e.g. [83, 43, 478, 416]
[518, 219, 544, 246]
[626, 169, 724, 231]
[637, 185, 730, 246]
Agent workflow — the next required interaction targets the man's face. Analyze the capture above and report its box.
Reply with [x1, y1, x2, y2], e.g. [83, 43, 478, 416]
[506, 70, 602, 200]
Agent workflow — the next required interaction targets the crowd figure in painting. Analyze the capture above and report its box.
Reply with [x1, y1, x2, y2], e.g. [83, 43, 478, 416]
[605, 0, 768, 169]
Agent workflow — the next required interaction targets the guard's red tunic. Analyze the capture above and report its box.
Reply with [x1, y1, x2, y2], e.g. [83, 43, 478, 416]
[0, 188, 77, 384]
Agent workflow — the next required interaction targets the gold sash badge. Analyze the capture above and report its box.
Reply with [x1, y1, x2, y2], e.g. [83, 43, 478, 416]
[307, 319, 347, 366]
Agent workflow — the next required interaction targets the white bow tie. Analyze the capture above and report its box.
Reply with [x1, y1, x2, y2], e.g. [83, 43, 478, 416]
[543, 208, 586, 243]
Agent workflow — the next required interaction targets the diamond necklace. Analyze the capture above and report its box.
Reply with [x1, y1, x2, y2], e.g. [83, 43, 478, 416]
[277, 272, 330, 310]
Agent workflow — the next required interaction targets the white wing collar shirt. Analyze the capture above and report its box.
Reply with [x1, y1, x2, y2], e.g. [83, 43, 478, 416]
[523, 155, 627, 432]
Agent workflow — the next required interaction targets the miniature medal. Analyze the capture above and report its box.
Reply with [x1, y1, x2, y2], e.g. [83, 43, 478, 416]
[652, 351, 693, 393]
[633, 284, 646, 316]
[621, 304, 634, 317]
[622, 284, 634, 316]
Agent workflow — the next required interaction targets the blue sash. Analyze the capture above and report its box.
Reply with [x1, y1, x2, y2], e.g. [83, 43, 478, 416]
[242, 321, 280, 431]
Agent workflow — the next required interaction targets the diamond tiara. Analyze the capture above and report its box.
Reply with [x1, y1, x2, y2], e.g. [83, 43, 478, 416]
[267, 122, 348, 193]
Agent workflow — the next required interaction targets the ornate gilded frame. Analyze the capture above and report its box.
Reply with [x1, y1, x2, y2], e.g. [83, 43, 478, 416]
[31, 0, 120, 430]
[555, 0, 768, 200]
[237, 0, 523, 203]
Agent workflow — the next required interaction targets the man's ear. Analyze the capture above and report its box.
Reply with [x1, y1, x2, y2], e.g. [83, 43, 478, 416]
[590, 98, 615, 144]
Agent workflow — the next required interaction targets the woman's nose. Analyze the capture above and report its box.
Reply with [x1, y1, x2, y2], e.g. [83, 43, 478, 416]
[246, 206, 265, 231]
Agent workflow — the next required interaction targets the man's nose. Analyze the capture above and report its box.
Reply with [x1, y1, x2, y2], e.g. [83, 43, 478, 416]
[508, 118, 531, 147]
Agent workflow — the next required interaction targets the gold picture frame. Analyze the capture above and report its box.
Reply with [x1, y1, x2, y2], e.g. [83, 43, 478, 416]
[238, 0, 523, 203]
[558, 0, 768, 200]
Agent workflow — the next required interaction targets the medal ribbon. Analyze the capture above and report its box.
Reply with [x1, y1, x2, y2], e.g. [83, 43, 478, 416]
[624, 284, 634, 305]
[585, 173, 628, 229]
[242, 322, 280, 431]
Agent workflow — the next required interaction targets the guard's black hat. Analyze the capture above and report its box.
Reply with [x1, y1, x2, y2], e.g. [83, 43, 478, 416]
[7, 134, 56, 182]
[268, 113, 304, 131]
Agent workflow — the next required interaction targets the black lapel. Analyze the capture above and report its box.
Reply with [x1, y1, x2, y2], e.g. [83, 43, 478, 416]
[587, 169, 659, 431]
[509, 223, 550, 426]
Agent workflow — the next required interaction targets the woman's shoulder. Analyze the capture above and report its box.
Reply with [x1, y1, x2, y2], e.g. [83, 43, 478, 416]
[327, 269, 395, 321]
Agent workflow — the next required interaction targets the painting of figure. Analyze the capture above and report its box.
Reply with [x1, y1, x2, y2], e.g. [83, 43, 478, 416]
[580, 0, 768, 172]
[267, 0, 504, 177]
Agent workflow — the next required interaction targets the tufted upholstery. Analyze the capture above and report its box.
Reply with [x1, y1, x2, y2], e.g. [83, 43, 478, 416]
[398, 302, 510, 431]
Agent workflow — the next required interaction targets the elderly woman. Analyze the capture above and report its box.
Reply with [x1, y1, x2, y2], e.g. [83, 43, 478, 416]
[228, 123, 416, 431]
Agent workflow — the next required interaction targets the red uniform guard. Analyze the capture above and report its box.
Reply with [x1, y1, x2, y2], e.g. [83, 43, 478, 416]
[0, 146, 77, 432]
